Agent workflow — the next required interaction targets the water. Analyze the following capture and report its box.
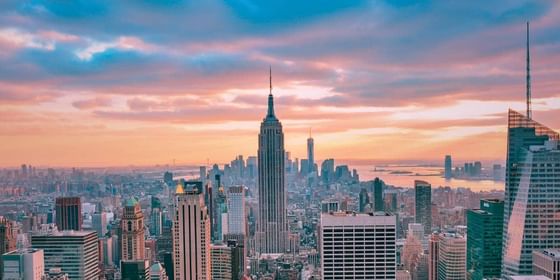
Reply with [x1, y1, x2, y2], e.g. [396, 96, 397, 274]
[352, 164, 504, 192]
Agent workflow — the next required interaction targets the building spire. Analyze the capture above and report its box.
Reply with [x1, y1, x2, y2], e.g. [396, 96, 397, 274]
[526, 21, 532, 119]
[267, 66, 275, 118]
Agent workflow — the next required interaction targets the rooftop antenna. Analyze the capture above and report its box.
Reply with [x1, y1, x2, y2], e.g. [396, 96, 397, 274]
[269, 65, 272, 95]
[526, 21, 532, 119]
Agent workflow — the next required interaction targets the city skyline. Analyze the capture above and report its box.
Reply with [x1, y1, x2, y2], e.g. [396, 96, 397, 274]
[2, 1, 560, 167]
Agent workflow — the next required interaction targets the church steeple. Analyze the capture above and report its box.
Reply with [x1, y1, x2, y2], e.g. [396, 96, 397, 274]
[266, 66, 276, 119]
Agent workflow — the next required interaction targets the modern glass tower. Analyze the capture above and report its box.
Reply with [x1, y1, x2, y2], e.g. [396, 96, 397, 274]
[307, 134, 315, 174]
[467, 199, 504, 280]
[256, 69, 289, 253]
[501, 110, 560, 277]
[415, 180, 432, 233]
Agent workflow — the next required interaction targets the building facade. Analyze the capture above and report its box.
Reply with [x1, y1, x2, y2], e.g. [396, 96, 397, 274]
[31, 230, 98, 280]
[437, 234, 466, 280]
[172, 185, 211, 280]
[54, 197, 82, 231]
[320, 212, 396, 280]
[226, 186, 245, 235]
[466, 199, 504, 280]
[121, 198, 145, 261]
[2, 249, 44, 280]
[533, 249, 560, 280]
[210, 244, 232, 280]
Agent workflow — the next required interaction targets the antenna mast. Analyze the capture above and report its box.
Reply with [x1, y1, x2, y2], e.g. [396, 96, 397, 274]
[526, 21, 532, 119]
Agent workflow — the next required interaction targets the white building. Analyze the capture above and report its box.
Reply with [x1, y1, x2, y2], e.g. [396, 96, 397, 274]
[320, 212, 397, 280]
[227, 186, 245, 235]
[437, 233, 466, 280]
[533, 249, 560, 280]
[173, 184, 210, 280]
[210, 244, 232, 280]
[2, 249, 44, 280]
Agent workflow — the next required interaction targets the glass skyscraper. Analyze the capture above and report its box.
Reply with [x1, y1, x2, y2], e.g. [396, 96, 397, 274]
[502, 110, 560, 277]
[467, 199, 504, 280]
[415, 180, 432, 233]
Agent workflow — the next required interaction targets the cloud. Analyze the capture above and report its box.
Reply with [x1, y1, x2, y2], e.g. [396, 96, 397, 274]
[72, 96, 112, 110]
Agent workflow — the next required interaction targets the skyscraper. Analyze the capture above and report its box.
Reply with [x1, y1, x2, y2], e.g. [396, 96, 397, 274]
[31, 230, 98, 280]
[92, 211, 107, 238]
[227, 186, 245, 235]
[256, 69, 289, 254]
[358, 188, 370, 213]
[374, 177, 384, 212]
[210, 244, 232, 280]
[444, 155, 452, 179]
[467, 199, 504, 280]
[307, 132, 315, 174]
[173, 183, 211, 280]
[320, 212, 396, 280]
[438, 233, 466, 280]
[532, 249, 560, 280]
[429, 233, 442, 280]
[415, 180, 432, 233]
[55, 197, 82, 231]
[121, 198, 145, 261]
[502, 22, 560, 279]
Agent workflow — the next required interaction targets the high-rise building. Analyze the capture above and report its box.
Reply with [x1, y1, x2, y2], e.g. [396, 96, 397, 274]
[55, 197, 82, 231]
[307, 134, 315, 174]
[2, 248, 44, 280]
[358, 188, 370, 213]
[92, 212, 107, 238]
[172, 184, 210, 280]
[31, 230, 98, 280]
[532, 249, 560, 280]
[415, 180, 432, 233]
[502, 23, 560, 277]
[502, 111, 560, 278]
[467, 199, 504, 280]
[150, 262, 169, 280]
[437, 233, 466, 280]
[444, 155, 452, 179]
[374, 177, 385, 212]
[121, 259, 150, 280]
[223, 235, 245, 280]
[150, 207, 163, 237]
[256, 71, 289, 254]
[121, 198, 145, 261]
[226, 186, 245, 235]
[320, 212, 396, 280]
[320, 159, 335, 185]
[429, 233, 442, 280]
[0, 217, 17, 279]
[210, 244, 232, 280]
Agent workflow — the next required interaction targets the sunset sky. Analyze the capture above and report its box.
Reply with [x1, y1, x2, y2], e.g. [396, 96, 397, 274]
[1, 1, 560, 167]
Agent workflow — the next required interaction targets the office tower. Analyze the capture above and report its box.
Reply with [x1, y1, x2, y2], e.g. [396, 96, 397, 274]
[415, 180, 432, 233]
[300, 159, 309, 175]
[54, 197, 82, 231]
[210, 244, 232, 280]
[532, 249, 560, 280]
[307, 133, 315, 174]
[150, 207, 163, 237]
[150, 262, 168, 280]
[100, 236, 114, 267]
[437, 233, 466, 280]
[358, 188, 370, 213]
[502, 23, 560, 277]
[121, 198, 145, 261]
[92, 212, 107, 238]
[223, 236, 245, 280]
[374, 177, 385, 212]
[2, 249, 44, 280]
[215, 185, 227, 241]
[172, 184, 210, 280]
[1, 217, 17, 280]
[444, 155, 452, 179]
[163, 252, 174, 280]
[256, 70, 289, 254]
[320, 159, 335, 185]
[227, 186, 245, 235]
[466, 199, 504, 280]
[199, 166, 207, 187]
[429, 233, 442, 280]
[31, 230, 98, 280]
[320, 212, 397, 280]
[121, 259, 150, 280]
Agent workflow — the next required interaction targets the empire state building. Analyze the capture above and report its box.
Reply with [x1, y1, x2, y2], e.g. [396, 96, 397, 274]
[256, 69, 289, 253]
